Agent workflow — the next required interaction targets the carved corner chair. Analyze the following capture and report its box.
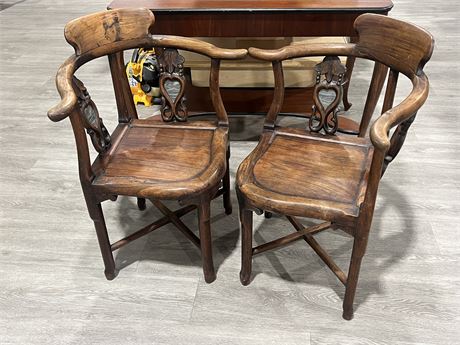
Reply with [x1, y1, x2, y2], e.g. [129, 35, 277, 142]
[236, 14, 434, 320]
[47, 9, 247, 283]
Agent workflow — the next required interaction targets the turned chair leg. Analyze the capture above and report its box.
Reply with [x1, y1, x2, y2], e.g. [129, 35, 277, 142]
[86, 199, 117, 280]
[239, 208, 253, 285]
[223, 149, 232, 215]
[342, 227, 370, 320]
[137, 197, 146, 210]
[198, 201, 216, 283]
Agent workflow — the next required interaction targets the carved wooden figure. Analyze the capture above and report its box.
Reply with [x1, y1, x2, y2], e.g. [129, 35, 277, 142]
[48, 9, 247, 283]
[236, 14, 434, 319]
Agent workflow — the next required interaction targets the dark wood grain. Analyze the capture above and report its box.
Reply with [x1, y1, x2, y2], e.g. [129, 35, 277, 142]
[109, 0, 393, 11]
[252, 220, 331, 256]
[239, 207, 253, 286]
[158, 48, 188, 121]
[108, 0, 393, 117]
[358, 62, 388, 137]
[110, 204, 197, 251]
[108, 52, 139, 123]
[236, 13, 434, 320]
[48, 9, 245, 282]
[287, 216, 348, 285]
[150, 12, 383, 37]
[252, 133, 372, 214]
[64, 8, 155, 55]
[198, 201, 216, 283]
[309, 56, 346, 134]
[2, 0, 457, 342]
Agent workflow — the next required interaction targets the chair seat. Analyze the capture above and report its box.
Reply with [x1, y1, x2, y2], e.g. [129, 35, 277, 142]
[236, 128, 374, 222]
[92, 119, 228, 199]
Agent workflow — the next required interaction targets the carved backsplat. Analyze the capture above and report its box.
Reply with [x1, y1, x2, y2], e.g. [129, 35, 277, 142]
[309, 56, 346, 135]
[157, 48, 187, 122]
[73, 77, 111, 153]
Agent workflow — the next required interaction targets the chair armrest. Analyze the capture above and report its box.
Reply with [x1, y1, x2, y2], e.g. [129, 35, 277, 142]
[151, 35, 247, 60]
[248, 44, 354, 62]
[370, 73, 429, 152]
[47, 55, 78, 122]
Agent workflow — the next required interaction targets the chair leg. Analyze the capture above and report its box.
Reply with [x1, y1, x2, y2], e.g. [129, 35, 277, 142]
[342, 233, 369, 320]
[239, 208, 253, 286]
[223, 149, 232, 215]
[198, 201, 216, 283]
[86, 200, 117, 280]
[137, 197, 146, 210]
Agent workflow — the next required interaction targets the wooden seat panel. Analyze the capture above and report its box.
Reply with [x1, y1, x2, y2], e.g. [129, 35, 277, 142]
[254, 132, 372, 206]
[93, 120, 228, 199]
[239, 130, 373, 220]
[236, 13, 434, 320]
[48, 8, 242, 284]
[105, 126, 213, 181]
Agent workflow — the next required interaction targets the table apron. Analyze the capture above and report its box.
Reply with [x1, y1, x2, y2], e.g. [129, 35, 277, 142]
[151, 11, 390, 37]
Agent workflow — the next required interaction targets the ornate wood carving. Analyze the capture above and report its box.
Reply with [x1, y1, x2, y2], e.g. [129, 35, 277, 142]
[73, 77, 111, 153]
[309, 56, 346, 135]
[382, 113, 417, 175]
[158, 48, 187, 122]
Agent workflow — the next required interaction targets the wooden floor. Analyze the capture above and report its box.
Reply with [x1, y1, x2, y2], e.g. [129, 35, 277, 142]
[0, 0, 459, 344]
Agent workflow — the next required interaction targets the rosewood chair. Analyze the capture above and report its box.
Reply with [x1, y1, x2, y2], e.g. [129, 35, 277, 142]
[236, 14, 434, 319]
[47, 9, 246, 283]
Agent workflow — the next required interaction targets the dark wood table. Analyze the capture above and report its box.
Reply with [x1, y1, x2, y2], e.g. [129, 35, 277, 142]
[108, 0, 393, 115]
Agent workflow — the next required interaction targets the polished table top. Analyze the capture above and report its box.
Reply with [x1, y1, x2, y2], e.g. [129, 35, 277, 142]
[108, 0, 393, 36]
[107, 0, 393, 116]
[108, 0, 393, 12]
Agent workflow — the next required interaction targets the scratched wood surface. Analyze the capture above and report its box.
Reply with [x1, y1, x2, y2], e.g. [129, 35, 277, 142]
[0, 0, 459, 344]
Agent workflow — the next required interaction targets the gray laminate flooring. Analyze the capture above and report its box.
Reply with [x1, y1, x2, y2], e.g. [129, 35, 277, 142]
[0, 1, 459, 344]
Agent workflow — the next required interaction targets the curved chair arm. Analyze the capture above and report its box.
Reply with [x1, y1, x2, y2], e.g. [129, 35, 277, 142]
[370, 73, 429, 152]
[49, 8, 156, 122]
[47, 35, 247, 123]
[248, 44, 355, 62]
[151, 35, 247, 60]
[47, 55, 79, 122]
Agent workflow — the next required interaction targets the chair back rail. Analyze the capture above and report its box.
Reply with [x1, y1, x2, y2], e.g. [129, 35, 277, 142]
[353, 14, 434, 77]
[48, 8, 238, 284]
[64, 8, 155, 56]
[48, 10, 247, 123]
[248, 13, 434, 157]
[236, 13, 434, 320]
[47, 8, 247, 187]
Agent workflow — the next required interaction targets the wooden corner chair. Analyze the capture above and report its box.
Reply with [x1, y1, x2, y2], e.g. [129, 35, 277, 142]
[236, 14, 434, 319]
[47, 8, 246, 283]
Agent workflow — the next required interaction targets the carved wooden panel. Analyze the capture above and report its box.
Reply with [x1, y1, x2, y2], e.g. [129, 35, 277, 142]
[73, 77, 111, 153]
[309, 56, 346, 135]
[382, 113, 417, 174]
[157, 48, 187, 122]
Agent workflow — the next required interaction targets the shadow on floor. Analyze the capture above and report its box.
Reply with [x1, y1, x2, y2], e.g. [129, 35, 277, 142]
[0, 0, 26, 11]
[112, 195, 240, 277]
[248, 180, 414, 312]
